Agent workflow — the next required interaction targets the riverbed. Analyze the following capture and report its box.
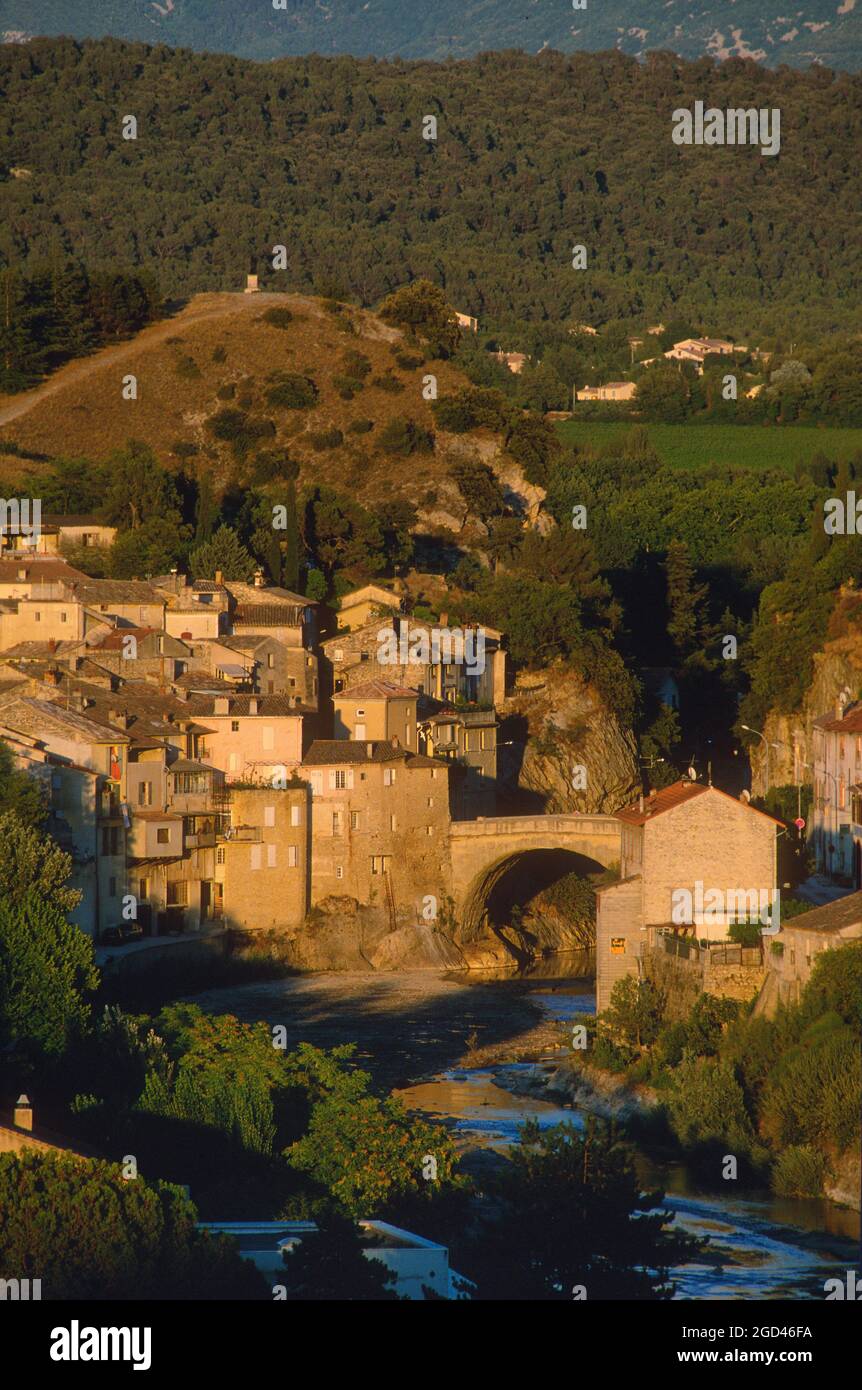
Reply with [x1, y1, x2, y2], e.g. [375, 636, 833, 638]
[395, 975, 860, 1301]
[191, 960, 859, 1299]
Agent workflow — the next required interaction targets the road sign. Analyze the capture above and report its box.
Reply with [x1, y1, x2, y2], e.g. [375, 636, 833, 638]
[794, 817, 806, 830]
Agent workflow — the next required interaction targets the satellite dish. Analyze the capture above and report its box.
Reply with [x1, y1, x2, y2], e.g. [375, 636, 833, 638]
[687, 766, 697, 781]
[740, 789, 751, 803]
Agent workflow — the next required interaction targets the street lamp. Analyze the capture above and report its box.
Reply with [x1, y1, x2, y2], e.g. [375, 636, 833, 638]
[819, 767, 840, 878]
[741, 724, 770, 794]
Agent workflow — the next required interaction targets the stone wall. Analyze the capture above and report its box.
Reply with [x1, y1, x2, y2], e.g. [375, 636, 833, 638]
[643, 945, 765, 1020]
[595, 876, 643, 1011]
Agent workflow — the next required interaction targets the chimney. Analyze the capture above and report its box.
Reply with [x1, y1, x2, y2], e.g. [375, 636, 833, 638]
[215, 570, 224, 586]
[253, 568, 265, 589]
[108, 709, 128, 729]
[439, 611, 449, 627]
[14, 1094, 33, 1131]
[248, 697, 259, 715]
[42, 668, 61, 687]
[638, 793, 644, 814]
[391, 734, 400, 749]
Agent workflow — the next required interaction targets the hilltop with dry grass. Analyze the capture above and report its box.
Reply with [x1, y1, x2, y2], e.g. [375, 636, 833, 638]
[0, 291, 541, 539]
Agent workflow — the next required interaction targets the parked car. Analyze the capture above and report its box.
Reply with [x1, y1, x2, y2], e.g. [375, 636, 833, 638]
[100, 923, 144, 947]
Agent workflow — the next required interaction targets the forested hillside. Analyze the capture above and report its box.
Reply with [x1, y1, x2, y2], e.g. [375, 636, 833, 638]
[2, 0, 860, 70]
[1, 40, 860, 341]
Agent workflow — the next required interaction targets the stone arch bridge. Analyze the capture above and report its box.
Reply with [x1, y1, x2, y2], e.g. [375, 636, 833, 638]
[448, 814, 622, 941]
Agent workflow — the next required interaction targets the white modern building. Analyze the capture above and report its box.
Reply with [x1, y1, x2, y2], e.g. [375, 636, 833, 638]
[201, 1220, 470, 1300]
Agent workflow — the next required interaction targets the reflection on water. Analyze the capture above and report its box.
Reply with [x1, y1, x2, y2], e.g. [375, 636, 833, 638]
[396, 965, 860, 1301]
[446, 949, 595, 984]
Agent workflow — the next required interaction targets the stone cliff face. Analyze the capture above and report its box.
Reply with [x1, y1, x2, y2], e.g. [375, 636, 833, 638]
[262, 897, 466, 972]
[498, 666, 640, 814]
[751, 590, 862, 796]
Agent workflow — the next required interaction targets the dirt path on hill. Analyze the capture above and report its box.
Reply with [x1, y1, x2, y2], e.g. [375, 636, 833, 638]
[0, 292, 322, 430]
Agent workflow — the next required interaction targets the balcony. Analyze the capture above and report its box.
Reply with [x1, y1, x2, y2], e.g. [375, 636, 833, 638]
[221, 825, 261, 843]
[99, 789, 123, 820]
[185, 830, 217, 849]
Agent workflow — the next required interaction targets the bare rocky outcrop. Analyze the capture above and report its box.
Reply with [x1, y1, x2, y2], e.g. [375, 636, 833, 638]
[499, 665, 640, 814]
[825, 1146, 862, 1211]
[752, 587, 862, 796]
[269, 896, 465, 972]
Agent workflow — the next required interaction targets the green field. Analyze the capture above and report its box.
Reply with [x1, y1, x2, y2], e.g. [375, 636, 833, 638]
[554, 421, 862, 473]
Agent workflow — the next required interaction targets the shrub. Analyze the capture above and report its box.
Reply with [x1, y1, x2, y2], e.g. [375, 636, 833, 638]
[433, 386, 510, 433]
[393, 351, 424, 370]
[505, 413, 560, 486]
[800, 939, 862, 1028]
[0, 1151, 267, 1300]
[332, 375, 364, 399]
[174, 354, 201, 380]
[771, 1145, 827, 1198]
[212, 345, 227, 363]
[591, 1033, 636, 1073]
[307, 428, 343, 450]
[266, 375, 318, 409]
[206, 408, 275, 460]
[346, 418, 374, 435]
[760, 1018, 860, 1150]
[217, 383, 236, 400]
[378, 280, 460, 358]
[371, 374, 405, 394]
[728, 920, 762, 948]
[600, 975, 665, 1048]
[341, 350, 372, 379]
[664, 1054, 757, 1155]
[377, 417, 434, 457]
[263, 306, 293, 329]
[172, 440, 199, 459]
[654, 1020, 689, 1068]
[252, 449, 298, 483]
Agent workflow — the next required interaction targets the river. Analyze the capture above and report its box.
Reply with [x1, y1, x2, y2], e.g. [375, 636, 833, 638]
[395, 968, 860, 1301]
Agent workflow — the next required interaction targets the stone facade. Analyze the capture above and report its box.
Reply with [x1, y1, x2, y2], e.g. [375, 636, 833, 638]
[595, 877, 644, 1011]
[218, 785, 309, 930]
[620, 783, 777, 934]
[303, 740, 452, 924]
[596, 781, 779, 1012]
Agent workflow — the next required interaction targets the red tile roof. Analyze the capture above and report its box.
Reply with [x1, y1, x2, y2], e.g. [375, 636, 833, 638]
[616, 780, 708, 824]
[617, 779, 783, 826]
[334, 680, 418, 700]
[815, 703, 862, 733]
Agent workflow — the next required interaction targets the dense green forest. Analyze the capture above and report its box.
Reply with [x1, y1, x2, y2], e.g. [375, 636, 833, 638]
[2, 1, 858, 70]
[1, 40, 860, 343]
[0, 266, 159, 389]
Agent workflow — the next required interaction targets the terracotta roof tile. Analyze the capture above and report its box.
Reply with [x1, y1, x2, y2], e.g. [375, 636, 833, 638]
[616, 780, 708, 824]
[334, 680, 418, 700]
